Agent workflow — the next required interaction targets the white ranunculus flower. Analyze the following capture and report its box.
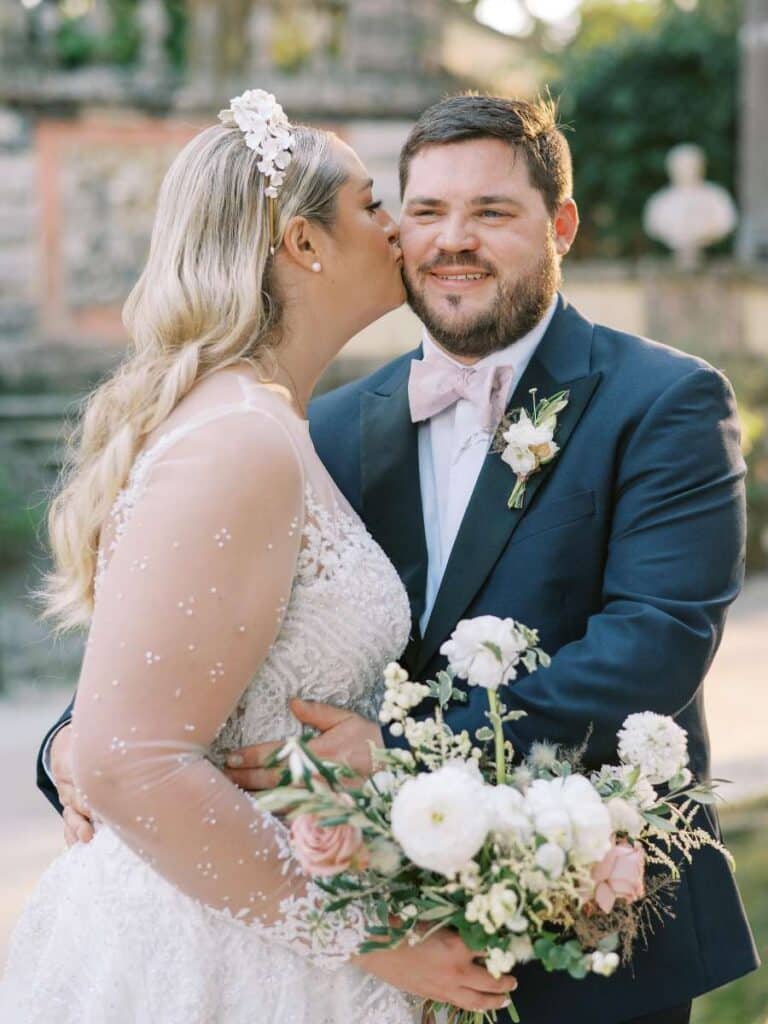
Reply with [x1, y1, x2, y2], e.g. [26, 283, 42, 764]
[485, 785, 534, 844]
[440, 615, 529, 690]
[390, 763, 490, 877]
[606, 796, 646, 838]
[534, 841, 566, 878]
[617, 712, 689, 784]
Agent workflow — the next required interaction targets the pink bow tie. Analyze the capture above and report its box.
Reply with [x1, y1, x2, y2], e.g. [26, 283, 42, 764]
[408, 358, 516, 431]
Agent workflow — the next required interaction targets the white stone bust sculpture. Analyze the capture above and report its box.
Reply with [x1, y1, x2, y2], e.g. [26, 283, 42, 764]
[643, 143, 737, 268]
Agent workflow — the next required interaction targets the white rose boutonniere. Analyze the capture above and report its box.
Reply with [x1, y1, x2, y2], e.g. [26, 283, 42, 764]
[493, 388, 570, 509]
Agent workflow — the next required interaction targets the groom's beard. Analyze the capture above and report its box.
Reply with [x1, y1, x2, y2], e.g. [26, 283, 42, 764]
[403, 233, 561, 359]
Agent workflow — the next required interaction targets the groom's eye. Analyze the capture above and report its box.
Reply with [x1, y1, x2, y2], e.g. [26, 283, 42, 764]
[478, 209, 508, 219]
[366, 200, 383, 215]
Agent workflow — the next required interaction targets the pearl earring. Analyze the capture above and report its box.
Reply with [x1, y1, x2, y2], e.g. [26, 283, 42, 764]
[311, 261, 322, 273]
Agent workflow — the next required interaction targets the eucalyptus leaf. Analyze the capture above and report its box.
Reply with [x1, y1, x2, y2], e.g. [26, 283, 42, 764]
[417, 905, 454, 922]
[642, 812, 677, 832]
[438, 674, 453, 707]
[688, 789, 719, 805]
[597, 933, 619, 953]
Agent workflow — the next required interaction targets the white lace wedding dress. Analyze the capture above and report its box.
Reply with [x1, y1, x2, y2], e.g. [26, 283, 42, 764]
[0, 371, 418, 1024]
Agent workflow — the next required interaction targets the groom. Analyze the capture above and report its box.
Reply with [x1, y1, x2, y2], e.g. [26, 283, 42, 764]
[39, 95, 757, 1021]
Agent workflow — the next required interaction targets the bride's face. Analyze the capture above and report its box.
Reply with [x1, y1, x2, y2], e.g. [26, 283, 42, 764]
[320, 140, 405, 332]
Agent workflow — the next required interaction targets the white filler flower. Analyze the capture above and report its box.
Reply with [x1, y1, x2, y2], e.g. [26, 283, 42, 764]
[440, 615, 529, 690]
[390, 762, 490, 877]
[617, 712, 689, 784]
[591, 951, 620, 976]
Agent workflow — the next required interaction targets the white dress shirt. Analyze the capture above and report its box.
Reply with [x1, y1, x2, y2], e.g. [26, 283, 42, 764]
[417, 296, 558, 635]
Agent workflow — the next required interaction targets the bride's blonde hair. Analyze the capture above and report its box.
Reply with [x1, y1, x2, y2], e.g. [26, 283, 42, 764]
[43, 121, 348, 631]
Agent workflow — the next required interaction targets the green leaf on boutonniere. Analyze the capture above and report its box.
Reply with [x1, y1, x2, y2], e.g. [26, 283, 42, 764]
[494, 388, 571, 511]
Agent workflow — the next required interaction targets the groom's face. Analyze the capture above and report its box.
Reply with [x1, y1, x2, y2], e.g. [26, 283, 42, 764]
[399, 138, 570, 360]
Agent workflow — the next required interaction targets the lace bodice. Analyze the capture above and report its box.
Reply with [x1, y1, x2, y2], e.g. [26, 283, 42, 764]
[71, 371, 411, 969]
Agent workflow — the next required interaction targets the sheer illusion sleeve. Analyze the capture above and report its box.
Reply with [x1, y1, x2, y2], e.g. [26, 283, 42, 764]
[71, 407, 366, 966]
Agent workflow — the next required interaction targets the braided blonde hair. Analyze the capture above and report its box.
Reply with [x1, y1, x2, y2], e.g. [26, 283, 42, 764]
[43, 121, 348, 630]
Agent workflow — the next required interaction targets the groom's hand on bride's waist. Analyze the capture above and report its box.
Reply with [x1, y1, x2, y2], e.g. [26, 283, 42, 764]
[224, 699, 382, 791]
[49, 723, 95, 846]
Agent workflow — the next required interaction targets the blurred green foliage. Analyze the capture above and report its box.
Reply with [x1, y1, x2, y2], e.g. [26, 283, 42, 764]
[692, 797, 768, 1024]
[551, 0, 738, 259]
[53, 0, 185, 70]
[728, 360, 768, 574]
[0, 464, 43, 569]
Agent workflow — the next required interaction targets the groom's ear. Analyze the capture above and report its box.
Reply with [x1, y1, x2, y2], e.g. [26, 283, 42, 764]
[280, 215, 323, 273]
[552, 198, 579, 257]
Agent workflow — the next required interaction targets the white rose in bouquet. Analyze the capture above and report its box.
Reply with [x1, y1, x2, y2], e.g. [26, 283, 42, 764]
[525, 775, 612, 864]
[485, 784, 534, 844]
[440, 615, 529, 690]
[390, 762, 490, 877]
[617, 712, 689, 785]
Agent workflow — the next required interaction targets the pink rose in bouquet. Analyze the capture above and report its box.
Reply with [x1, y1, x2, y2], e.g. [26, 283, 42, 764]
[291, 813, 369, 878]
[591, 840, 646, 913]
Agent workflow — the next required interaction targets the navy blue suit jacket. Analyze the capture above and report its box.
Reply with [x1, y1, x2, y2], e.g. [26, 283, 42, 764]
[39, 296, 758, 1022]
[308, 295, 759, 1022]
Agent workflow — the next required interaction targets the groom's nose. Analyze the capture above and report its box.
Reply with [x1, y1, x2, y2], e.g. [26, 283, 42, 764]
[435, 214, 479, 253]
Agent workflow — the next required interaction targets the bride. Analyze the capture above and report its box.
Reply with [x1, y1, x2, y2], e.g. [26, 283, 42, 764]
[0, 92, 517, 1022]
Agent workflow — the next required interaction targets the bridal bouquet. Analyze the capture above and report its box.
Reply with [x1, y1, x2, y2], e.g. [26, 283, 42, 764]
[259, 616, 729, 1023]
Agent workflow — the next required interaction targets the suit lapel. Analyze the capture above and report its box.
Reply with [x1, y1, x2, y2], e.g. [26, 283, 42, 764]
[416, 298, 601, 675]
[360, 353, 428, 653]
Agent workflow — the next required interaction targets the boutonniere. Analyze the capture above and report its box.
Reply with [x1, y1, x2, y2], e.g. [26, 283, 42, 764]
[491, 388, 570, 509]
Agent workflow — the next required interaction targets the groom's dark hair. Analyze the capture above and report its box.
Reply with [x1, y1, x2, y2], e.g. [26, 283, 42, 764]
[398, 93, 572, 216]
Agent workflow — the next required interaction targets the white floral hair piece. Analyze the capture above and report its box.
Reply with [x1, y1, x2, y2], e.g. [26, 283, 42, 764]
[219, 89, 294, 199]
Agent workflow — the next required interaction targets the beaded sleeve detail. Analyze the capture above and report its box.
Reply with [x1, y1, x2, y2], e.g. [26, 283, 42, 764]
[72, 380, 411, 970]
